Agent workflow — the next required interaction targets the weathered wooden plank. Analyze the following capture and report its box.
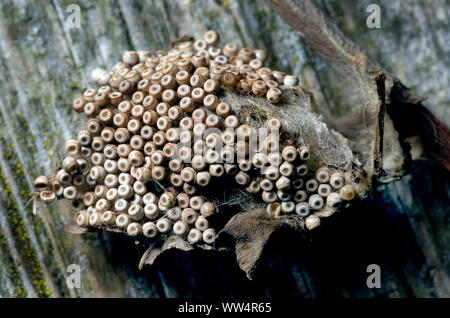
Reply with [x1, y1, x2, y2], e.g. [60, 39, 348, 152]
[0, 0, 448, 298]
[314, 0, 450, 125]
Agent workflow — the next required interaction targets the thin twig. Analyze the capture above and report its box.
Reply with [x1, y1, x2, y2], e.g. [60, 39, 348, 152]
[373, 72, 386, 180]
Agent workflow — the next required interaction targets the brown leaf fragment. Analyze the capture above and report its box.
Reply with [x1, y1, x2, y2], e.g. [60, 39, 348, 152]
[217, 209, 304, 279]
[139, 235, 195, 270]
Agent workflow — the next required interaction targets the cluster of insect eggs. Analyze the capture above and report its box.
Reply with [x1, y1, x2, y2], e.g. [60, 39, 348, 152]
[34, 30, 357, 244]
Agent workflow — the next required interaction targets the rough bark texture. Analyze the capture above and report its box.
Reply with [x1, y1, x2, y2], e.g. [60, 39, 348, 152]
[0, 0, 448, 297]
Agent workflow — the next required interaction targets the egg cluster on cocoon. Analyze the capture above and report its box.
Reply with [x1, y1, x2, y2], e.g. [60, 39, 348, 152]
[33, 30, 358, 245]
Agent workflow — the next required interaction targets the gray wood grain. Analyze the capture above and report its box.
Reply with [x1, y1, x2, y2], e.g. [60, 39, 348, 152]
[0, 0, 448, 297]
